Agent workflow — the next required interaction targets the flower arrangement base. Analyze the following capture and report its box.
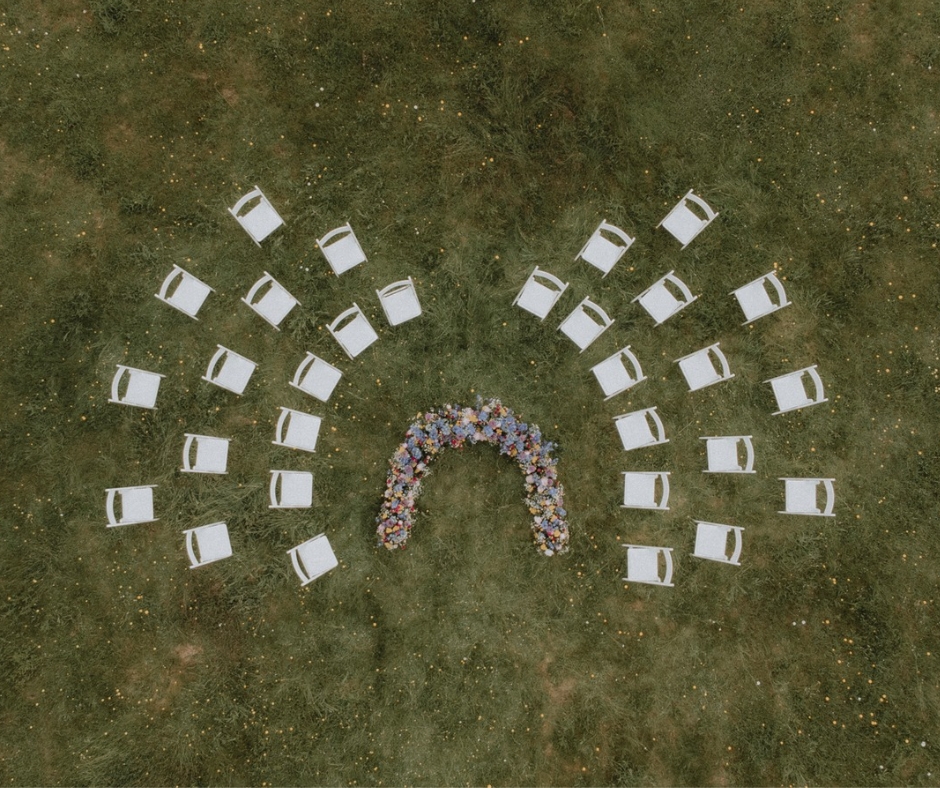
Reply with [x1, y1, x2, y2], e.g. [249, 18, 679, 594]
[376, 398, 569, 556]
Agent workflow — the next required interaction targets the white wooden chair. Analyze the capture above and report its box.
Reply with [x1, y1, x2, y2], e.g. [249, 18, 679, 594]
[327, 304, 379, 359]
[273, 407, 322, 453]
[155, 265, 214, 319]
[288, 534, 338, 586]
[767, 365, 827, 414]
[202, 345, 257, 395]
[658, 189, 718, 248]
[701, 436, 755, 474]
[693, 521, 744, 565]
[622, 545, 674, 587]
[377, 277, 422, 326]
[558, 297, 614, 352]
[633, 270, 698, 325]
[621, 472, 670, 511]
[290, 352, 342, 403]
[269, 470, 314, 509]
[317, 223, 367, 275]
[732, 271, 790, 324]
[676, 342, 734, 392]
[228, 186, 284, 245]
[109, 365, 165, 409]
[181, 433, 230, 475]
[513, 266, 569, 320]
[241, 271, 299, 330]
[591, 346, 646, 400]
[184, 522, 232, 568]
[576, 220, 635, 277]
[779, 477, 835, 517]
[614, 407, 669, 452]
[105, 485, 157, 527]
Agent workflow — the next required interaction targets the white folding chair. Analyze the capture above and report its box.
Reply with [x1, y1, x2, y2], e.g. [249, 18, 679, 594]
[327, 303, 379, 359]
[779, 477, 835, 517]
[155, 265, 214, 319]
[701, 436, 755, 474]
[109, 365, 165, 409]
[621, 472, 670, 511]
[273, 407, 322, 453]
[241, 271, 299, 330]
[290, 352, 342, 403]
[693, 521, 744, 565]
[181, 433, 230, 475]
[732, 271, 790, 324]
[576, 220, 635, 277]
[317, 223, 367, 275]
[184, 522, 232, 568]
[228, 186, 284, 245]
[591, 346, 646, 400]
[633, 270, 698, 326]
[377, 277, 422, 326]
[676, 342, 734, 392]
[269, 470, 314, 509]
[513, 266, 569, 320]
[658, 189, 718, 248]
[622, 545, 674, 587]
[288, 534, 338, 586]
[614, 407, 669, 452]
[558, 297, 614, 352]
[767, 365, 827, 414]
[105, 485, 157, 527]
[202, 345, 257, 395]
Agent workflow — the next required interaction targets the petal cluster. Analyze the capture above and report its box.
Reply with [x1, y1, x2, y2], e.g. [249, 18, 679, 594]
[376, 397, 568, 555]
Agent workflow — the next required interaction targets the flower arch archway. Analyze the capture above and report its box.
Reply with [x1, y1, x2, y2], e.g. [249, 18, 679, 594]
[376, 398, 569, 556]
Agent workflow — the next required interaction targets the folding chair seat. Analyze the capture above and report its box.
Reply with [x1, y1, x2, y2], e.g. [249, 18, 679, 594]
[269, 470, 314, 509]
[155, 265, 214, 319]
[779, 477, 835, 517]
[377, 277, 422, 326]
[242, 271, 299, 329]
[658, 189, 718, 248]
[513, 266, 569, 320]
[576, 220, 635, 277]
[273, 407, 322, 453]
[327, 304, 379, 359]
[621, 472, 670, 511]
[692, 521, 744, 565]
[591, 346, 646, 400]
[633, 270, 698, 325]
[181, 434, 230, 474]
[105, 485, 157, 527]
[184, 522, 232, 568]
[290, 353, 342, 403]
[622, 545, 675, 587]
[558, 297, 614, 352]
[701, 436, 755, 473]
[228, 186, 284, 245]
[732, 271, 790, 324]
[675, 342, 734, 392]
[767, 365, 827, 414]
[288, 534, 338, 586]
[317, 223, 367, 275]
[614, 407, 669, 452]
[202, 345, 257, 395]
[109, 365, 165, 409]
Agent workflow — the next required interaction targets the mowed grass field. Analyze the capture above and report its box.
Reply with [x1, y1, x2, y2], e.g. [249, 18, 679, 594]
[1, 0, 939, 784]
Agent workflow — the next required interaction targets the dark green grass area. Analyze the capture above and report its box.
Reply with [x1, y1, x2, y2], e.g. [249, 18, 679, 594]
[2, 0, 940, 784]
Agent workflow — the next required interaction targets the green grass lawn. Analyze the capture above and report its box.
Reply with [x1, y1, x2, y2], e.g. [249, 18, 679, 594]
[2, 0, 939, 784]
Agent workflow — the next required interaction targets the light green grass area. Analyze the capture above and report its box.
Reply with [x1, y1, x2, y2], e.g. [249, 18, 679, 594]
[2, 1, 939, 784]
